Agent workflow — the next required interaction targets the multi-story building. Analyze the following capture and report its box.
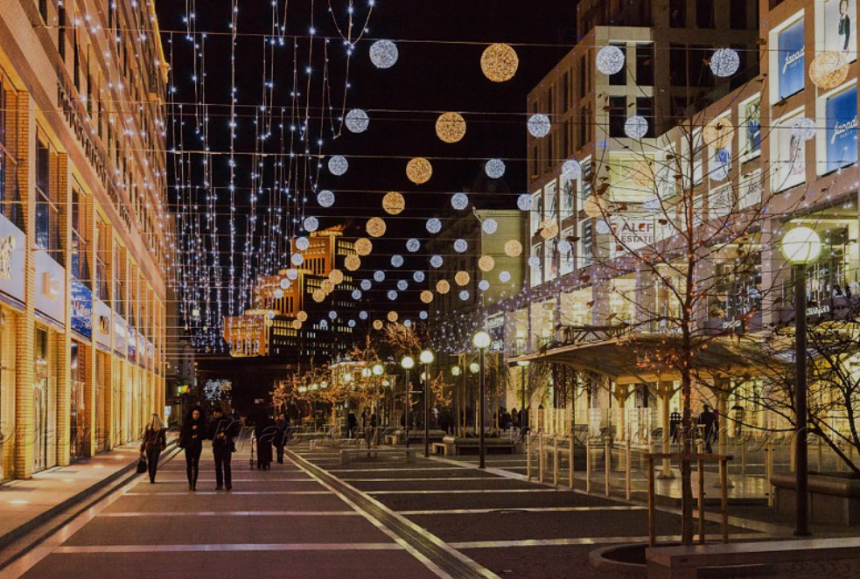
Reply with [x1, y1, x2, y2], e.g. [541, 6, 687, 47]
[0, 0, 169, 481]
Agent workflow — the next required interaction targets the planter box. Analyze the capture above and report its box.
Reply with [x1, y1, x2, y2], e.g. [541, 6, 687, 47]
[771, 472, 860, 526]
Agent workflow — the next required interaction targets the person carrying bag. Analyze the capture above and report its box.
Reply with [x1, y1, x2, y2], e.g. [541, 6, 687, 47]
[140, 414, 167, 483]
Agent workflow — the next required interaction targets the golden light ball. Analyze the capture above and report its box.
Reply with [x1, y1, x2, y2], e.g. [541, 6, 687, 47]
[292, 319, 302, 330]
[373, 320, 384, 330]
[329, 269, 344, 285]
[478, 255, 495, 272]
[382, 191, 406, 215]
[367, 217, 387, 238]
[436, 112, 467, 144]
[345, 255, 362, 271]
[321, 279, 335, 294]
[809, 51, 849, 90]
[312, 289, 326, 303]
[540, 220, 559, 239]
[504, 239, 523, 257]
[355, 238, 373, 256]
[297, 310, 308, 322]
[406, 158, 433, 185]
[436, 280, 451, 294]
[420, 290, 434, 304]
[481, 43, 519, 82]
[387, 311, 399, 322]
[455, 271, 470, 286]
[582, 194, 607, 219]
[702, 117, 734, 149]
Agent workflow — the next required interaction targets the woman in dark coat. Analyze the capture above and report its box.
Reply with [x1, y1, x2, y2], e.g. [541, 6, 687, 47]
[180, 406, 207, 490]
[254, 413, 275, 470]
[140, 414, 167, 484]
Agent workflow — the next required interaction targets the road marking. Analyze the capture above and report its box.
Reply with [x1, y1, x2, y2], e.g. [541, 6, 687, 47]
[124, 491, 331, 496]
[346, 477, 491, 482]
[98, 511, 361, 517]
[326, 467, 470, 473]
[53, 543, 402, 553]
[151, 478, 316, 483]
[448, 534, 762, 549]
[398, 506, 646, 515]
[366, 489, 558, 495]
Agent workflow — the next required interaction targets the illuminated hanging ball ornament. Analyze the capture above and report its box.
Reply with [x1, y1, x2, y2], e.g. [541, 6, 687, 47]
[292, 320, 302, 330]
[781, 227, 823, 265]
[406, 238, 421, 253]
[499, 270, 512, 283]
[291, 253, 305, 266]
[387, 290, 398, 301]
[286, 268, 299, 280]
[419, 311, 428, 320]
[562, 159, 582, 180]
[792, 117, 817, 142]
[413, 271, 425, 283]
[454, 239, 468, 253]
[391, 254, 404, 268]
[296, 236, 310, 251]
[329, 311, 338, 320]
[583, 194, 607, 219]
[436, 112, 467, 144]
[351, 289, 362, 300]
[482, 218, 498, 234]
[527, 114, 552, 138]
[459, 290, 470, 301]
[321, 279, 335, 294]
[345, 255, 362, 271]
[387, 311, 399, 323]
[348, 320, 357, 328]
[809, 50, 849, 91]
[426, 218, 442, 234]
[382, 191, 406, 215]
[366, 217, 387, 237]
[317, 190, 335, 208]
[478, 255, 495, 272]
[407, 157, 433, 185]
[528, 256, 541, 269]
[345, 108, 370, 133]
[430, 255, 443, 268]
[709, 48, 740, 78]
[485, 158, 506, 179]
[373, 320, 384, 330]
[297, 311, 308, 323]
[481, 43, 519, 82]
[359, 311, 368, 320]
[436, 280, 451, 294]
[596, 45, 626, 75]
[632, 160, 655, 188]
[420, 290, 434, 304]
[360, 279, 372, 291]
[455, 271, 471, 286]
[540, 220, 559, 239]
[274, 289, 284, 299]
[451, 192, 469, 210]
[624, 115, 649, 139]
[404, 319, 413, 328]
[504, 239, 523, 258]
[517, 194, 533, 211]
[328, 156, 349, 176]
[279, 278, 291, 290]
[397, 280, 409, 291]
[595, 220, 612, 235]
[355, 238, 373, 256]
[369, 39, 399, 69]
[557, 239, 572, 254]
[374, 270, 386, 282]
[703, 118, 734, 149]
[329, 269, 344, 285]
[478, 280, 490, 291]
[319, 320, 329, 330]
[303, 216, 319, 232]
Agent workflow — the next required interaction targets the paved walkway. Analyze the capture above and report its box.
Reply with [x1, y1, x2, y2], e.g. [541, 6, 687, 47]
[1, 442, 859, 579]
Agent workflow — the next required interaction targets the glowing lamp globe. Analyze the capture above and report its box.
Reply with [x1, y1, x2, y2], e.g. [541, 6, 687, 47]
[504, 239, 523, 257]
[485, 158, 506, 179]
[406, 238, 421, 252]
[596, 45, 625, 75]
[351, 290, 362, 300]
[391, 254, 404, 268]
[709, 48, 740, 78]
[528, 114, 551, 138]
[473, 330, 491, 350]
[455, 271, 471, 286]
[459, 290, 470, 301]
[780, 227, 822, 265]
[481, 43, 519, 82]
[345, 255, 362, 271]
[451, 366, 461, 376]
[296, 236, 310, 251]
[321, 279, 334, 294]
[482, 218, 498, 234]
[454, 239, 468, 253]
[387, 290, 398, 301]
[557, 239, 572, 254]
[401, 356, 415, 370]
[345, 109, 370, 133]
[361, 279, 372, 290]
[407, 157, 433, 184]
[426, 218, 442, 234]
[303, 216, 319, 232]
[420, 350, 434, 364]
[499, 271, 511, 282]
[517, 194, 533, 211]
[479, 280, 490, 291]
[382, 191, 406, 215]
[329, 269, 344, 284]
[369, 40, 398, 69]
[430, 255, 444, 268]
[413, 271, 425, 282]
[387, 311, 399, 322]
[436, 112, 467, 143]
[517, 360, 531, 368]
[373, 320, 383, 330]
[624, 116, 649, 139]
[374, 270, 386, 282]
[809, 51, 849, 90]
[469, 362, 480, 374]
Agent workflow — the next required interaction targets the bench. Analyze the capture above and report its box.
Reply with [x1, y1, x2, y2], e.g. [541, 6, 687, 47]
[646, 537, 860, 579]
[340, 448, 415, 465]
[432, 442, 449, 455]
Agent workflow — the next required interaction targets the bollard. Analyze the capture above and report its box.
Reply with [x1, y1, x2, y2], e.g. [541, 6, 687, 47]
[625, 436, 632, 500]
[569, 434, 575, 490]
[586, 439, 592, 494]
[553, 437, 559, 486]
[766, 439, 774, 507]
[605, 438, 611, 497]
[539, 433, 545, 483]
[526, 434, 532, 481]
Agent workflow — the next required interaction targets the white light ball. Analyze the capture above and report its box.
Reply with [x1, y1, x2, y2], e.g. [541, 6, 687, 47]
[274, 289, 284, 299]
[557, 239, 572, 253]
[317, 190, 335, 208]
[499, 271, 511, 282]
[329, 310, 338, 320]
[419, 311, 428, 320]
[404, 319, 412, 328]
[345, 109, 369, 133]
[562, 159, 582, 180]
[710, 48, 740, 78]
[280, 278, 291, 289]
[406, 238, 421, 252]
[711, 160, 730, 181]
[391, 255, 404, 268]
[397, 280, 408, 291]
[360, 279, 372, 291]
[369, 40, 398, 69]
[596, 220, 611, 235]
[413, 271, 425, 283]
[479, 280, 490, 291]
[454, 239, 468, 253]
[781, 227, 823, 264]
[296, 236, 310, 251]
[459, 290, 470, 301]
[374, 270, 386, 282]
[792, 117, 816, 142]
[528, 114, 551, 138]
[485, 158, 506, 179]
[451, 193, 469, 210]
[351, 290, 362, 300]
[387, 290, 398, 301]
[319, 320, 329, 330]
[517, 194, 533, 211]
[291, 253, 305, 266]
[303, 216, 319, 232]
[482, 218, 498, 234]
[528, 256, 541, 268]
[643, 196, 660, 212]
[430, 255, 443, 268]
[286, 268, 299, 280]
[624, 116, 649, 139]
[348, 320, 356, 328]
[359, 311, 368, 320]
[267, 311, 276, 320]
[596, 45, 625, 75]
[426, 218, 442, 234]
[328, 156, 349, 176]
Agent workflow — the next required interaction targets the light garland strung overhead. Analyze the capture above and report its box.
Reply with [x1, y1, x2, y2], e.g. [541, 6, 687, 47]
[397, 280, 409, 291]
[387, 290, 398, 300]
[528, 114, 551, 138]
[369, 39, 399, 69]
[420, 290, 434, 304]
[455, 271, 471, 286]
[436, 280, 451, 294]
[360, 279, 372, 291]
[557, 239, 572, 254]
[374, 270, 386, 282]
[540, 220, 559, 239]
[303, 216, 320, 232]
[296, 236, 310, 251]
[478, 280, 490, 291]
[709, 48, 740, 78]
[454, 239, 468, 253]
[528, 256, 541, 269]
[430, 255, 444, 268]
[313, 289, 326, 303]
[407, 157, 433, 184]
[382, 191, 406, 215]
[366, 217, 387, 237]
[321, 279, 335, 294]
[499, 271, 512, 283]
[329, 270, 344, 285]
[345, 255, 362, 271]
[583, 194, 607, 219]
[436, 112, 467, 143]
[387, 312, 399, 322]
[517, 194, 532, 211]
[485, 158, 506, 179]
[596, 45, 625, 75]
[328, 156, 349, 176]
[346, 109, 370, 133]
[481, 43, 519, 82]
[391, 254, 404, 268]
[451, 192, 469, 210]
[413, 271, 425, 282]
[459, 290, 470, 301]
[373, 320, 384, 330]
[291, 253, 305, 266]
[406, 238, 421, 252]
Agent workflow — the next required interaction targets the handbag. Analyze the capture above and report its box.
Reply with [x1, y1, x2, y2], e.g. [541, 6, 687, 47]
[136, 456, 148, 474]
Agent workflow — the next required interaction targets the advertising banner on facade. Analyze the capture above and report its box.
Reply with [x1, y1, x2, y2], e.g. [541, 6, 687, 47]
[487, 313, 505, 353]
[778, 19, 805, 99]
[114, 315, 128, 356]
[127, 327, 137, 363]
[825, 85, 858, 173]
[70, 279, 93, 339]
[823, 0, 856, 59]
[610, 217, 655, 251]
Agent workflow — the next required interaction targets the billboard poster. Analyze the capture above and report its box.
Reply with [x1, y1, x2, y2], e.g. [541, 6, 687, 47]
[825, 85, 858, 173]
[743, 99, 761, 157]
[70, 279, 93, 339]
[778, 19, 805, 99]
[487, 314, 505, 353]
[127, 326, 137, 363]
[823, 0, 856, 60]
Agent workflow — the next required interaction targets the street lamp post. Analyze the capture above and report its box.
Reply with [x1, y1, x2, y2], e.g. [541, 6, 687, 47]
[781, 226, 823, 537]
[517, 360, 530, 432]
[451, 365, 462, 436]
[372, 364, 384, 445]
[401, 356, 415, 447]
[473, 331, 491, 469]
[420, 350, 435, 457]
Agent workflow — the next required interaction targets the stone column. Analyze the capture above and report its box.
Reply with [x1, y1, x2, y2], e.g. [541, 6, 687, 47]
[56, 154, 71, 466]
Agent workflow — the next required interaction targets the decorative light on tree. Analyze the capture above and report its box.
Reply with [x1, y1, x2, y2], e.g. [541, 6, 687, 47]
[624, 116, 649, 139]
[426, 218, 442, 234]
[303, 216, 319, 232]
[436, 280, 451, 294]
[369, 39, 399, 69]
[517, 194, 532, 211]
[407, 157, 433, 184]
[528, 114, 551, 138]
[792, 117, 817, 142]
[355, 238, 373, 256]
[454, 239, 468, 253]
[451, 192, 469, 210]
[485, 158, 506, 179]
[406, 238, 421, 252]
[359, 311, 368, 320]
[374, 270, 386, 282]
[430, 255, 443, 268]
[413, 271, 425, 283]
[504, 239, 523, 257]
[373, 320, 384, 330]
[391, 254, 404, 268]
[382, 191, 406, 215]
[419, 311, 428, 320]
[562, 159, 582, 180]
[367, 217, 387, 237]
[482, 218, 498, 234]
[809, 51, 849, 90]
[317, 190, 335, 208]
[481, 43, 519, 82]
[436, 112, 467, 143]
[478, 255, 495, 272]
[345, 108, 370, 133]
[596, 45, 625, 75]
[709, 48, 740, 78]
[328, 156, 349, 176]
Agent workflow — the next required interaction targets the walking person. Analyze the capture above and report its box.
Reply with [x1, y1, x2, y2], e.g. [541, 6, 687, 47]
[208, 406, 240, 490]
[254, 412, 275, 470]
[698, 405, 718, 454]
[274, 413, 288, 464]
[180, 406, 206, 491]
[347, 411, 358, 439]
[140, 414, 167, 484]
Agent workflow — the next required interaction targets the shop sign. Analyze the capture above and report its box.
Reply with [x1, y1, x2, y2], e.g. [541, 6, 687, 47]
[94, 300, 112, 349]
[34, 250, 65, 323]
[70, 280, 93, 339]
[610, 217, 655, 250]
[778, 19, 805, 100]
[807, 305, 830, 317]
[0, 213, 25, 303]
[826, 86, 858, 173]
[114, 315, 128, 355]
